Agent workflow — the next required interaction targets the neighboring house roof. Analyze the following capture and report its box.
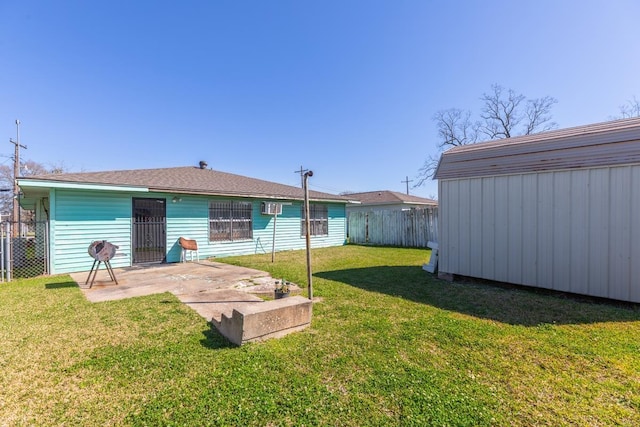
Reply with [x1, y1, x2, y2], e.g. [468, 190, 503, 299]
[434, 117, 640, 180]
[18, 166, 349, 203]
[346, 190, 437, 207]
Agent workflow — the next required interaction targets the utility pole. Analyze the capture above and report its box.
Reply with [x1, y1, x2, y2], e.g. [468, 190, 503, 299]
[294, 165, 309, 188]
[10, 119, 26, 237]
[401, 175, 413, 195]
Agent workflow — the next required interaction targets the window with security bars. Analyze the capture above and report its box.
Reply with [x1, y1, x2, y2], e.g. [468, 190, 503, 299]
[301, 204, 328, 236]
[209, 201, 253, 241]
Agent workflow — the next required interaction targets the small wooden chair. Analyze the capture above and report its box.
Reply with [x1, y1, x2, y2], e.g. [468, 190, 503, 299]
[179, 237, 199, 262]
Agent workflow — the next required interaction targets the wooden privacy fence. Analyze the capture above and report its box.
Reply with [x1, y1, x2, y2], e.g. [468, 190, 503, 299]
[348, 208, 438, 248]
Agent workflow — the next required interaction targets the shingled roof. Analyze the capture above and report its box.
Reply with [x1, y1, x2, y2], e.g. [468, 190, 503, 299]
[19, 166, 349, 202]
[347, 190, 437, 206]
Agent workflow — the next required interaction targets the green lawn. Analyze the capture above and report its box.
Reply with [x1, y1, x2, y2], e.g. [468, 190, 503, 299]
[1, 245, 639, 426]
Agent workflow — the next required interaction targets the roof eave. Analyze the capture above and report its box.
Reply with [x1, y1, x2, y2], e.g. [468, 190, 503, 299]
[17, 179, 150, 193]
[18, 179, 348, 203]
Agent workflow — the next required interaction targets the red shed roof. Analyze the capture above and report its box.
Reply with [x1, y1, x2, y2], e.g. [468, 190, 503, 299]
[434, 117, 640, 180]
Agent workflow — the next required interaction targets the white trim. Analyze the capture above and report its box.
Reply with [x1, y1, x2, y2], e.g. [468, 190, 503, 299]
[18, 179, 149, 193]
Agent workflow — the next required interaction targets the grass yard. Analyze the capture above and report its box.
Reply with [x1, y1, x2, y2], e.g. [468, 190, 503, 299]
[1, 245, 639, 426]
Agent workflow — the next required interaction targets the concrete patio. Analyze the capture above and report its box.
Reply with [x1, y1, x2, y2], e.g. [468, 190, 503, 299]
[69, 260, 301, 324]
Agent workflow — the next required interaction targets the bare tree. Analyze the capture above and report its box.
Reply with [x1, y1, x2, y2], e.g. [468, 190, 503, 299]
[479, 84, 557, 139]
[415, 109, 479, 186]
[433, 108, 479, 148]
[524, 96, 558, 134]
[0, 160, 67, 221]
[619, 96, 640, 118]
[479, 85, 524, 139]
[415, 84, 557, 187]
[415, 153, 441, 187]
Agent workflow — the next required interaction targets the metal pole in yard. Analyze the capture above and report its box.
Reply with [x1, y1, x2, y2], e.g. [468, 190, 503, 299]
[5, 221, 11, 282]
[271, 211, 277, 263]
[303, 171, 313, 300]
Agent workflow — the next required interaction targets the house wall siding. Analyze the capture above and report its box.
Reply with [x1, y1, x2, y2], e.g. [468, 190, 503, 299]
[51, 189, 133, 273]
[438, 164, 640, 303]
[50, 190, 346, 274]
[210, 202, 346, 258]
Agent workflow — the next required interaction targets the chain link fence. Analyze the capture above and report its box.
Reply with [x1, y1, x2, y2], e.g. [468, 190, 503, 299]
[0, 220, 49, 281]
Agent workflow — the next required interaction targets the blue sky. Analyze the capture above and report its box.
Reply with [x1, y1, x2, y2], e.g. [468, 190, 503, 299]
[1, 1, 639, 199]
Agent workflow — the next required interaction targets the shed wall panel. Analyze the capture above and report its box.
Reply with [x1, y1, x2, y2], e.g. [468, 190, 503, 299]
[552, 172, 572, 292]
[587, 168, 609, 298]
[536, 173, 554, 290]
[506, 176, 523, 284]
[451, 182, 461, 272]
[438, 180, 451, 274]
[494, 177, 509, 283]
[438, 163, 640, 303]
[458, 179, 471, 275]
[521, 174, 538, 286]
[631, 167, 640, 302]
[569, 170, 590, 295]
[468, 179, 483, 277]
[480, 178, 495, 279]
[608, 167, 632, 301]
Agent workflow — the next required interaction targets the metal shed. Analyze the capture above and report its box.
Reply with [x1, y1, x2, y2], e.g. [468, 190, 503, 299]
[434, 117, 640, 303]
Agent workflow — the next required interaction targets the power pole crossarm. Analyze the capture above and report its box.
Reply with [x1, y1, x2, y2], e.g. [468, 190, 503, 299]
[294, 165, 309, 188]
[401, 176, 413, 195]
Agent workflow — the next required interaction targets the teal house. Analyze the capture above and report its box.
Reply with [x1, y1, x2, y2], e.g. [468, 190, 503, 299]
[17, 163, 349, 274]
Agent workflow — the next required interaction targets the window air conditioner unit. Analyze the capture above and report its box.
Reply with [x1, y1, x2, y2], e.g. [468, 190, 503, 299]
[261, 202, 282, 215]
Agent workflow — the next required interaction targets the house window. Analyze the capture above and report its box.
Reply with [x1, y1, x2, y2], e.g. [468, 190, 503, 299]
[209, 201, 253, 242]
[301, 204, 328, 236]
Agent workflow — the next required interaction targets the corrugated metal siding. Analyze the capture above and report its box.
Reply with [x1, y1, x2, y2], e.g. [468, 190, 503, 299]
[506, 176, 522, 284]
[521, 174, 538, 286]
[609, 167, 632, 301]
[480, 177, 495, 279]
[467, 179, 482, 277]
[569, 170, 589, 296]
[536, 173, 553, 289]
[631, 167, 640, 302]
[457, 180, 470, 274]
[438, 164, 640, 303]
[586, 169, 609, 298]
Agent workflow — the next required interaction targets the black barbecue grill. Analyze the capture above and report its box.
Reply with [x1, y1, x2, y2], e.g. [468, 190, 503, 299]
[85, 240, 119, 288]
